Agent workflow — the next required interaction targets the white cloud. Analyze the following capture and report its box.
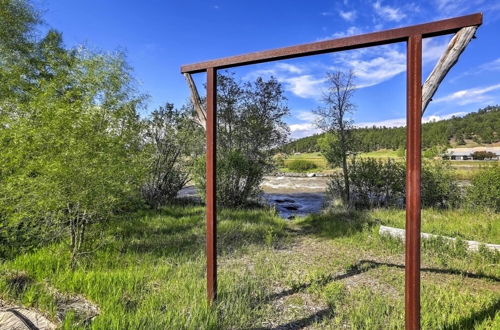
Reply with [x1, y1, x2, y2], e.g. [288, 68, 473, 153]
[244, 64, 325, 99]
[283, 75, 326, 99]
[344, 47, 406, 88]
[373, 1, 406, 22]
[275, 63, 303, 74]
[356, 112, 468, 128]
[422, 37, 449, 64]
[289, 123, 320, 139]
[433, 84, 500, 105]
[480, 58, 500, 71]
[339, 10, 356, 22]
[331, 26, 363, 39]
[295, 111, 319, 122]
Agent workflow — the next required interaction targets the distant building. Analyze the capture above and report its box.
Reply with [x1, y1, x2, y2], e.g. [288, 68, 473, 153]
[444, 147, 500, 160]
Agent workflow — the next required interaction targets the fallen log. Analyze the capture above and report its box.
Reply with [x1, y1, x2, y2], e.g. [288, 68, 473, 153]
[379, 225, 500, 252]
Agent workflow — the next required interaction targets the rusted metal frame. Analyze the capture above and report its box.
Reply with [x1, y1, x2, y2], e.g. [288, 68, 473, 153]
[206, 67, 217, 303]
[406, 35, 422, 330]
[183, 14, 483, 325]
[181, 13, 481, 74]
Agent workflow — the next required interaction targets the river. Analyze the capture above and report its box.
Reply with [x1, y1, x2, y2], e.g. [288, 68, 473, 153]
[178, 176, 329, 219]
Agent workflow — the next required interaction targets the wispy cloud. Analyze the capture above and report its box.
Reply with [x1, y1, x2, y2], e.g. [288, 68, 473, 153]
[433, 84, 500, 105]
[283, 75, 326, 99]
[289, 123, 320, 139]
[335, 46, 406, 88]
[339, 10, 357, 22]
[330, 26, 363, 39]
[480, 58, 500, 72]
[244, 63, 325, 99]
[295, 111, 319, 122]
[373, 1, 406, 22]
[276, 63, 303, 74]
[450, 57, 500, 82]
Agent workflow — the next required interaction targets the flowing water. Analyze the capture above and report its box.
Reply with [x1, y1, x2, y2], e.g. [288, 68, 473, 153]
[178, 176, 329, 219]
[260, 176, 328, 219]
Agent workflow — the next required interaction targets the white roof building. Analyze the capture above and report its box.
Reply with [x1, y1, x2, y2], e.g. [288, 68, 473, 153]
[445, 147, 500, 160]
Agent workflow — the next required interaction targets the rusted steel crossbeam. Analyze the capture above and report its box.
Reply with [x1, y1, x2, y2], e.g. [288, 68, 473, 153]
[181, 13, 481, 74]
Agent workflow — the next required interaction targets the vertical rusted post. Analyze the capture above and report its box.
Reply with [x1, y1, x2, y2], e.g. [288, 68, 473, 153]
[206, 67, 217, 303]
[406, 35, 422, 330]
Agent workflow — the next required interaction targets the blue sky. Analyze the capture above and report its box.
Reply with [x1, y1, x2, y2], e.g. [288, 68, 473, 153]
[36, 0, 500, 139]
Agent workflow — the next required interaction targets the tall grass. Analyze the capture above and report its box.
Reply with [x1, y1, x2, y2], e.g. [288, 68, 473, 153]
[0, 206, 498, 329]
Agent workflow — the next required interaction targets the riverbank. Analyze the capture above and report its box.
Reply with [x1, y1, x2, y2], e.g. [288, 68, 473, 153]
[0, 206, 498, 328]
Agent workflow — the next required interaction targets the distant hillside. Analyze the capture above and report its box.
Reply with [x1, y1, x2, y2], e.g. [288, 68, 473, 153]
[280, 105, 500, 154]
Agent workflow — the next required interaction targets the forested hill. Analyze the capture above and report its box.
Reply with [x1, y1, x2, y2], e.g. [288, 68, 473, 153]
[280, 105, 500, 153]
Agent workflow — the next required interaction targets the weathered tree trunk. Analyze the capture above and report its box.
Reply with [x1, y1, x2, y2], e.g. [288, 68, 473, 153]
[422, 26, 477, 114]
[183, 73, 206, 129]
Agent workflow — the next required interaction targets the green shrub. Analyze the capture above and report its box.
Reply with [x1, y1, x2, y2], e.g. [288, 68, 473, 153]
[327, 158, 459, 209]
[421, 161, 460, 208]
[193, 150, 265, 207]
[466, 165, 500, 212]
[287, 159, 318, 172]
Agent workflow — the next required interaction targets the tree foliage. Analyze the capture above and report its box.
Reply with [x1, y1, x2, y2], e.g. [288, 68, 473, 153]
[466, 165, 500, 212]
[142, 103, 202, 208]
[193, 72, 289, 207]
[0, 10, 146, 261]
[314, 70, 356, 205]
[327, 159, 459, 209]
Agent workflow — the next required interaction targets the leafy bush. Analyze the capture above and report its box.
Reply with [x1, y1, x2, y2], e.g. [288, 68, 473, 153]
[0, 32, 146, 262]
[141, 104, 202, 209]
[287, 159, 318, 172]
[466, 166, 500, 212]
[421, 161, 460, 208]
[192, 72, 289, 207]
[193, 150, 265, 207]
[327, 159, 459, 209]
[328, 158, 405, 209]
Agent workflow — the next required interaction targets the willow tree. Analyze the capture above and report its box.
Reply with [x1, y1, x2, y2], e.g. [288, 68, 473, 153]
[0, 28, 147, 263]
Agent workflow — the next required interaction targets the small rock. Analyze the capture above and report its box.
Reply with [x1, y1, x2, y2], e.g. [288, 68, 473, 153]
[307, 173, 316, 177]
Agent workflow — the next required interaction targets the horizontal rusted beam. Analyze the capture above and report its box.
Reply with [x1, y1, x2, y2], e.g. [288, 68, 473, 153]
[181, 13, 482, 74]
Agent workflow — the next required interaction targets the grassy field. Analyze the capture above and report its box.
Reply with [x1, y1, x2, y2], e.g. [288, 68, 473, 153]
[280, 151, 498, 180]
[0, 205, 498, 329]
[283, 152, 329, 169]
[358, 149, 402, 159]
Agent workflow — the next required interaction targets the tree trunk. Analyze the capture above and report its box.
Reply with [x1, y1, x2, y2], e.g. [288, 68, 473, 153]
[341, 154, 350, 206]
[422, 26, 477, 114]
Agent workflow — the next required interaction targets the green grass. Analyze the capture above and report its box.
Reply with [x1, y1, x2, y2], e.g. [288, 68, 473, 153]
[283, 152, 328, 169]
[358, 149, 401, 159]
[370, 208, 500, 244]
[0, 206, 498, 329]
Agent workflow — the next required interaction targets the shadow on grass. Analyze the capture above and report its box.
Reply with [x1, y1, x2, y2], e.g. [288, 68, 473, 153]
[443, 298, 500, 330]
[297, 210, 373, 239]
[251, 309, 331, 330]
[265, 259, 499, 303]
[260, 260, 499, 329]
[110, 203, 287, 258]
